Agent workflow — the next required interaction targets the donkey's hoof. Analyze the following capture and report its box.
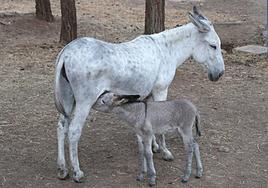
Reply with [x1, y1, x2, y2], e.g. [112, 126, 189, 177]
[149, 180, 156, 187]
[148, 176, 156, 187]
[162, 152, 174, 161]
[57, 168, 69, 180]
[73, 170, 85, 183]
[152, 144, 160, 153]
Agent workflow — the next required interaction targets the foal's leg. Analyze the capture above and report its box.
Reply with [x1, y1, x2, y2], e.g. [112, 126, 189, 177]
[144, 95, 159, 153]
[152, 89, 174, 161]
[143, 135, 156, 186]
[179, 132, 194, 183]
[193, 140, 203, 178]
[68, 101, 93, 182]
[57, 114, 70, 179]
[136, 134, 147, 181]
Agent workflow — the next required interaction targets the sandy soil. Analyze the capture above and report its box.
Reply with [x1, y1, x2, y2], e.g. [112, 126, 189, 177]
[0, 0, 267, 188]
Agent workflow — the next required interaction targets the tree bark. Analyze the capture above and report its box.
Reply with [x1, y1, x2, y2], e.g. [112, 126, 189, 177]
[60, 0, 77, 44]
[35, 0, 54, 22]
[144, 0, 165, 34]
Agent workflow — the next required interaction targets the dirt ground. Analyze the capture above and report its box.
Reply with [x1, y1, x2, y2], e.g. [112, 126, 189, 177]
[0, 0, 267, 188]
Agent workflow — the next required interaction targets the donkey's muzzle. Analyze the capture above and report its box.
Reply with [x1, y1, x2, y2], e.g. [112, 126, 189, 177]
[208, 70, 224, 82]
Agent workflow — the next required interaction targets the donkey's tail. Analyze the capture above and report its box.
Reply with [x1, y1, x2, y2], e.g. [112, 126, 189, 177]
[195, 113, 201, 137]
[54, 50, 74, 118]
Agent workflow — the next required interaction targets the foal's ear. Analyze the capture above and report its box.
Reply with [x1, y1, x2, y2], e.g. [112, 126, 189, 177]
[112, 95, 129, 106]
[188, 6, 211, 33]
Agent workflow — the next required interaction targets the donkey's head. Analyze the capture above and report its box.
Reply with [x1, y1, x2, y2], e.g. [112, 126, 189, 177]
[189, 6, 224, 81]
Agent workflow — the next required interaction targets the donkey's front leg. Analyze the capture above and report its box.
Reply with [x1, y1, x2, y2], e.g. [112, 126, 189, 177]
[159, 134, 174, 161]
[57, 114, 70, 180]
[68, 102, 92, 182]
[152, 88, 174, 161]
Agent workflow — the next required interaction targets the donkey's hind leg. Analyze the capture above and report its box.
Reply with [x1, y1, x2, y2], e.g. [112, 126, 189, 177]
[57, 114, 70, 180]
[68, 100, 94, 182]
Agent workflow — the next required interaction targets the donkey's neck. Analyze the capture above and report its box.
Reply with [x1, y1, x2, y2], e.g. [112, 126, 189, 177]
[152, 23, 198, 67]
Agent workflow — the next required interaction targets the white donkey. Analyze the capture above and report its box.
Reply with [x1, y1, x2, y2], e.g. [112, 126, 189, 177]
[54, 6, 224, 182]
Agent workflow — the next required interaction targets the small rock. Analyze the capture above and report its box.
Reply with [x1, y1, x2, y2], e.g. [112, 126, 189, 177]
[106, 155, 113, 159]
[218, 146, 230, 153]
[0, 121, 8, 124]
[233, 45, 267, 55]
[221, 49, 227, 55]
[262, 30, 268, 40]
[211, 139, 221, 145]
[259, 25, 265, 30]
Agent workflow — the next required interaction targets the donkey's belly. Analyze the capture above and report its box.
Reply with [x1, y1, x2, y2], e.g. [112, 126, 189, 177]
[109, 67, 157, 96]
[110, 75, 155, 96]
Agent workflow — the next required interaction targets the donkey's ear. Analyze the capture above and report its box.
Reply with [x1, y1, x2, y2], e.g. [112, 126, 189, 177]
[193, 6, 207, 20]
[188, 11, 210, 33]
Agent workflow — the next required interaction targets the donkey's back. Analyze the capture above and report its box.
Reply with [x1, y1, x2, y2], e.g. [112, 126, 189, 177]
[58, 37, 162, 96]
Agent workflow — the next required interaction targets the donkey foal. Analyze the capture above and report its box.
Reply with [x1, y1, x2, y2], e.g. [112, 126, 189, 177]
[94, 93, 203, 186]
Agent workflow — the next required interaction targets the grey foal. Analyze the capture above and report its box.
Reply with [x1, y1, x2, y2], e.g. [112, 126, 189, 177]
[93, 93, 203, 186]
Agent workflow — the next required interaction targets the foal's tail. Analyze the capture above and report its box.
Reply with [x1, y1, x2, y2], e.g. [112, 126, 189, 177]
[54, 50, 74, 118]
[195, 113, 201, 137]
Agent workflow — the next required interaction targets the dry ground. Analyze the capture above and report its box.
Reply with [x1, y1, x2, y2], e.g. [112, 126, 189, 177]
[0, 0, 267, 188]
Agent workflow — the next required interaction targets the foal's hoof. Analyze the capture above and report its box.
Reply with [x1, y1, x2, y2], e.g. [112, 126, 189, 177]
[73, 170, 85, 183]
[136, 174, 144, 182]
[162, 152, 174, 161]
[57, 168, 69, 180]
[181, 176, 189, 183]
[181, 178, 188, 183]
[195, 170, 203, 179]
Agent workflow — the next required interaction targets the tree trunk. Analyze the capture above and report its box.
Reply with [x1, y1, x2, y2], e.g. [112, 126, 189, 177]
[144, 0, 165, 34]
[60, 0, 77, 44]
[35, 0, 54, 22]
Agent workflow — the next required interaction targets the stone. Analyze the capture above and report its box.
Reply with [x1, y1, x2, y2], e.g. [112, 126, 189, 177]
[218, 146, 230, 153]
[233, 45, 267, 55]
[262, 30, 268, 41]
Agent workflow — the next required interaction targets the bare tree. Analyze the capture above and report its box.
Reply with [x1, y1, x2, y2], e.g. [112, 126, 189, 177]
[35, 0, 54, 22]
[144, 0, 165, 34]
[60, 0, 77, 44]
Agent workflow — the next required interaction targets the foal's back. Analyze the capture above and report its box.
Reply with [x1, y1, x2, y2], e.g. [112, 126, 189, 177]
[146, 100, 197, 134]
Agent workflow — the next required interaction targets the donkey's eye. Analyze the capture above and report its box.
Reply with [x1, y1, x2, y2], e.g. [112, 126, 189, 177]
[209, 44, 217, 50]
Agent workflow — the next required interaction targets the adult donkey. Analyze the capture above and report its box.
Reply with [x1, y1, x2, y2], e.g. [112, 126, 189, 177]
[54, 6, 224, 182]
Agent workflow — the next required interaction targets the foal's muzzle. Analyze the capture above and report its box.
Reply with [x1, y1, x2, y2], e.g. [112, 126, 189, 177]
[208, 70, 224, 82]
